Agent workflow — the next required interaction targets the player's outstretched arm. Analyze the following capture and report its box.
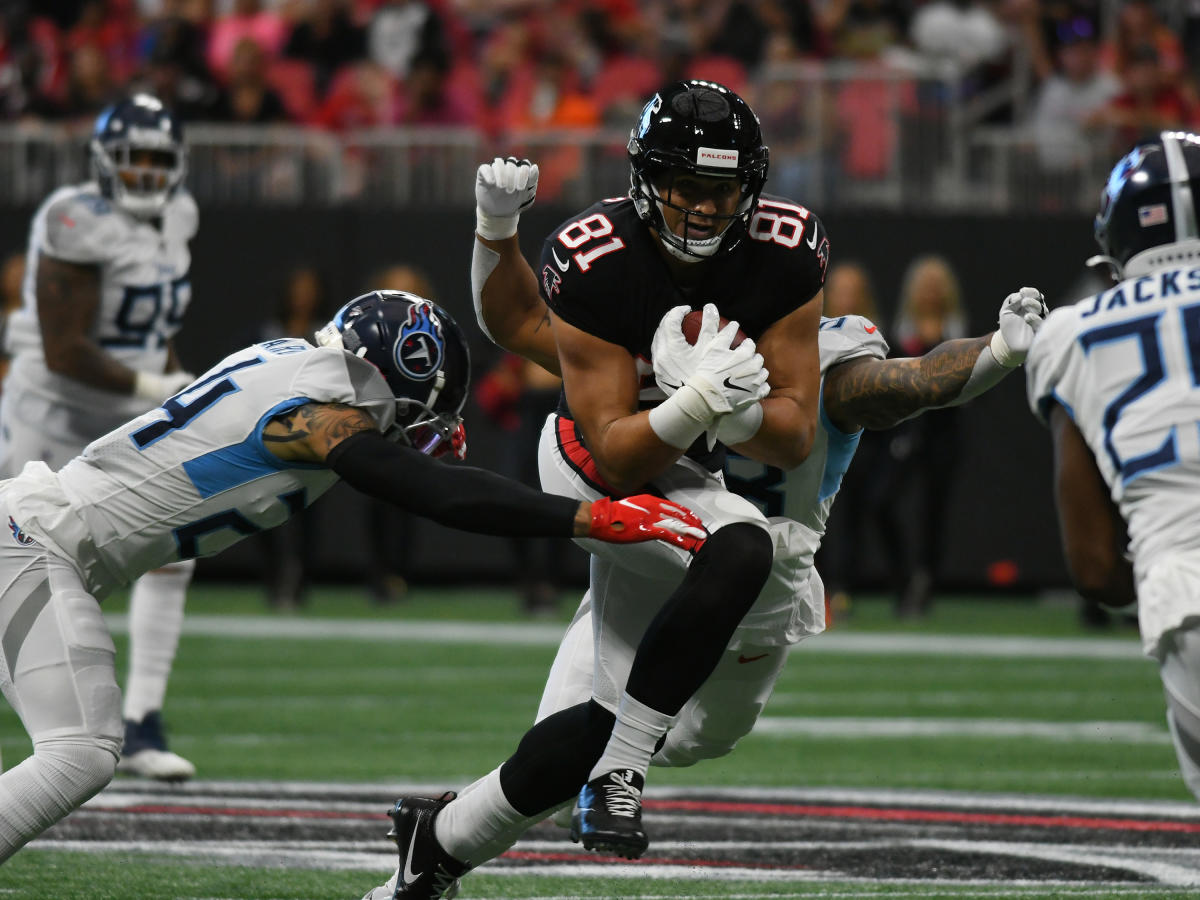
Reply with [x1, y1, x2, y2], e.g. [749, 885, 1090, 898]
[262, 401, 705, 549]
[824, 287, 1048, 432]
[472, 157, 561, 375]
[1048, 404, 1135, 607]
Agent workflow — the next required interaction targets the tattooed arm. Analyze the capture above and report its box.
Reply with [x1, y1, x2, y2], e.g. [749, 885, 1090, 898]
[473, 234, 562, 376]
[823, 336, 999, 433]
[261, 402, 379, 464]
[37, 253, 141, 392]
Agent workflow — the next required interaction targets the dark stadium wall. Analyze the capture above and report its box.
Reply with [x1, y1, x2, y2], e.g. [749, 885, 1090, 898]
[0, 207, 1103, 591]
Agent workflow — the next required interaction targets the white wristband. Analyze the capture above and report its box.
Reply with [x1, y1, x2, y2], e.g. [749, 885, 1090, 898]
[134, 370, 167, 401]
[475, 207, 520, 241]
[989, 329, 1023, 368]
[715, 402, 764, 446]
[648, 383, 713, 449]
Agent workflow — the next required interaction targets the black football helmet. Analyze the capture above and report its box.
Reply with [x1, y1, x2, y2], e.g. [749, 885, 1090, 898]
[91, 93, 187, 219]
[628, 80, 769, 262]
[1092, 131, 1200, 280]
[315, 291, 471, 454]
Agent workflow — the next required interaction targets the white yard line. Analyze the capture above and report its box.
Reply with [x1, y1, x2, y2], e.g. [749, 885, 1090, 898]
[104, 614, 1144, 660]
[752, 716, 1171, 743]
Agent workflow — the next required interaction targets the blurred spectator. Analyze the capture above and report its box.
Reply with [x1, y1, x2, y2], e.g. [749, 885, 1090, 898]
[206, 0, 287, 82]
[397, 47, 472, 124]
[282, 0, 365, 96]
[1027, 15, 1118, 171]
[135, 4, 221, 120]
[56, 42, 121, 121]
[368, 0, 445, 79]
[248, 264, 332, 609]
[209, 35, 288, 121]
[475, 353, 568, 615]
[134, 39, 223, 121]
[0, 3, 68, 120]
[312, 59, 398, 129]
[756, 58, 839, 204]
[878, 254, 967, 618]
[824, 1, 917, 184]
[1098, 0, 1184, 81]
[0, 252, 25, 389]
[817, 0, 911, 61]
[1096, 42, 1189, 156]
[814, 260, 886, 620]
[909, 0, 1008, 73]
[496, 46, 600, 199]
[65, 0, 141, 85]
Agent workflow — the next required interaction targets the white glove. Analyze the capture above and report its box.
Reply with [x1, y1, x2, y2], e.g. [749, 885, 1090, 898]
[651, 305, 701, 395]
[475, 157, 539, 240]
[134, 370, 195, 403]
[990, 286, 1048, 367]
[652, 303, 746, 396]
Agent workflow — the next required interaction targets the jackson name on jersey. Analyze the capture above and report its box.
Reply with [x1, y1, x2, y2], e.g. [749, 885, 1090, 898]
[2, 339, 394, 599]
[6, 181, 198, 422]
[1026, 265, 1200, 651]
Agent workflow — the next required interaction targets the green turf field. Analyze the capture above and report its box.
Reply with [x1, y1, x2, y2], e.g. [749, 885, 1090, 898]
[0, 584, 1188, 899]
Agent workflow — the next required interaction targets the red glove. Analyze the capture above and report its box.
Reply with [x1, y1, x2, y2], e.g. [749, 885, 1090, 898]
[587, 494, 707, 552]
[431, 422, 467, 461]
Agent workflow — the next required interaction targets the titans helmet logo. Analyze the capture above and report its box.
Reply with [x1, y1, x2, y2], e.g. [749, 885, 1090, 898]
[395, 301, 444, 381]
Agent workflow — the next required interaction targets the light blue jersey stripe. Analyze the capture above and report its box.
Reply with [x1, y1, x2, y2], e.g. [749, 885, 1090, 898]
[818, 389, 861, 503]
[181, 397, 321, 498]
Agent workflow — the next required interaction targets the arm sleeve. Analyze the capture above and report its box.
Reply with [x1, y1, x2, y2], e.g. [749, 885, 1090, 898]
[326, 430, 580, 537]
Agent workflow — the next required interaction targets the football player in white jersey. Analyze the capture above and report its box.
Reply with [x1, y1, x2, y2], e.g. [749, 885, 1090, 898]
[1026, 130, 1200, 802]
[0, 94, 200, 781]
[0, 290, 706, 864]
[353, 157, 1046, 899]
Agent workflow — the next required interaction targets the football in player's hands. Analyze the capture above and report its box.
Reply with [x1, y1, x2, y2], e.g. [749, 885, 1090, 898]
[682, 308, 748, 349]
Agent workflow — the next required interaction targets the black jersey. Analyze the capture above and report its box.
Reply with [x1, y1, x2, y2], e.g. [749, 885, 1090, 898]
[539, 193, 830, 471]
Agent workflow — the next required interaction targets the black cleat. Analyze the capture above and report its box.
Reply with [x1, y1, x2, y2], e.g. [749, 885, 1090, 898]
[570, 768, 649, 859]
[369, 792, 468, 900]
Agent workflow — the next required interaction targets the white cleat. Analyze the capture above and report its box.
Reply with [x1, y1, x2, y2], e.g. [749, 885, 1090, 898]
[117, 712, 196, 782]
[360, 868, 399, 900]
[116, 747, 196, 781]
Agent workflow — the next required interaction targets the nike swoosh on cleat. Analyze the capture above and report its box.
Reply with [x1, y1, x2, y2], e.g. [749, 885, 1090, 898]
[723, 376, 752, 392]
[402, 828, 421, 885]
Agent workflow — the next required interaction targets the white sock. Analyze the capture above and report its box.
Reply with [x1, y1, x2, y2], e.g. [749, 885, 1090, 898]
[588, 691, 677, 783]
[434, 767, 539, 866]
[0, 738, 118, 863]
[122, 562, 192, 722]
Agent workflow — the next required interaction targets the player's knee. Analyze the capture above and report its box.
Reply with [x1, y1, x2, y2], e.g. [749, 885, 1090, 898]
[702, 522, 773, 583]
[145, 558, 195, 584]
[651, 715, 757, 768]
[34, 735, 121, 802]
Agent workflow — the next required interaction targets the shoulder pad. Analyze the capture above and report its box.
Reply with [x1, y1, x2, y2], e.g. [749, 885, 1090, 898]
[40, 188, 123, 264]
[818, 315, 889, 374]
[169, 189, 199, 238]
[1024, 305, 1079, 425]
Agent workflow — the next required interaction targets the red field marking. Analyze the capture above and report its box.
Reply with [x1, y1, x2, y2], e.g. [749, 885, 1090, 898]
[646, 799, 1200, 833]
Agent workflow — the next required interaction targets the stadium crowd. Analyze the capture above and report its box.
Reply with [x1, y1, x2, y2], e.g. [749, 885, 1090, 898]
[2, 0, 1197, 161]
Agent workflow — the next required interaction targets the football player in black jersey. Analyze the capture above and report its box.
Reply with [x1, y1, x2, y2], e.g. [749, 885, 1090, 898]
[360, 86, 1050, 900]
